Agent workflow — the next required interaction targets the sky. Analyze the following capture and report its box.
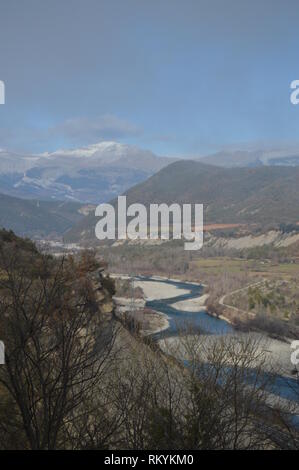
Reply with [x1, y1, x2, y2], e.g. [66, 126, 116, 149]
[1, 0, 299, 156]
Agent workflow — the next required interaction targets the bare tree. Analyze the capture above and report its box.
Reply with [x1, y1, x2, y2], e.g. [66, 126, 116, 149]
[0, 244, 117, 449]
[159, 327, 299, 449]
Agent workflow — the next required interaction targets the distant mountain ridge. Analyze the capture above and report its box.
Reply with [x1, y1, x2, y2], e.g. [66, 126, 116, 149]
[0, 193, 91, 238]
[199, 149, 299, 167]
[64, 161, 299, 243]
[1, 144, 299, 206]
[0, 142, 176, 203]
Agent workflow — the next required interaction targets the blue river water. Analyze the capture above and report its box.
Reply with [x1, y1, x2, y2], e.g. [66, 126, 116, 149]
[143, 277, 234, 338]
[136, 276, 299, 411]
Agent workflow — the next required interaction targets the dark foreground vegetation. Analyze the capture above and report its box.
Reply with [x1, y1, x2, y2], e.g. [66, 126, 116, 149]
[0, 230, 298, 450]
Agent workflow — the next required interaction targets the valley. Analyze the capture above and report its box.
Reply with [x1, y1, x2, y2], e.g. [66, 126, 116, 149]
[2, 1, 299, 451]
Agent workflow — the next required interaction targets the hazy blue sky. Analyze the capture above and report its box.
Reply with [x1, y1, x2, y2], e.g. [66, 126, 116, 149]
[1, 0, 299, 155]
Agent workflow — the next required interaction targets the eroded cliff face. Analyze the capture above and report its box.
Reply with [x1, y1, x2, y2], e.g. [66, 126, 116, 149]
[205, 230, 299, 251]
[93, 269, 115, 316]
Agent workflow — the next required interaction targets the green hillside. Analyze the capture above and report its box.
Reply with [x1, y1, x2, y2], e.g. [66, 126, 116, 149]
[65, 161, 299, 243]
[0, 193, 89, 238]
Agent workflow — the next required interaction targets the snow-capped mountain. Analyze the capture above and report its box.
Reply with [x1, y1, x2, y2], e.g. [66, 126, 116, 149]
[199, 148, 299, 167]
[0, 142, 176, 203]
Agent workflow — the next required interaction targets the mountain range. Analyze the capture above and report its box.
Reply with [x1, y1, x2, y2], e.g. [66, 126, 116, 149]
[0, 193, 92, 238]
[1, 143, 299, 207]
[199, 148, 299, 167]
[65, 161, 299, 243]
[1, 142, 299, 240]
[0, 142, 175, 204]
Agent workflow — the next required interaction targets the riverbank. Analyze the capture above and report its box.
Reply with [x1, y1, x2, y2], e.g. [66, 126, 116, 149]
[172, 293, 209, 312]
[158, 332, 294, 377]
[113, 274, 295, 376]
[113, 295, 170, 336]
[134, 276, 295, 378]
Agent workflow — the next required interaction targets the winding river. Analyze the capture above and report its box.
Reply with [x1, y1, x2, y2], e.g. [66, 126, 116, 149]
[135, 276, 299, 409]
[143, 277, 234, 339]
